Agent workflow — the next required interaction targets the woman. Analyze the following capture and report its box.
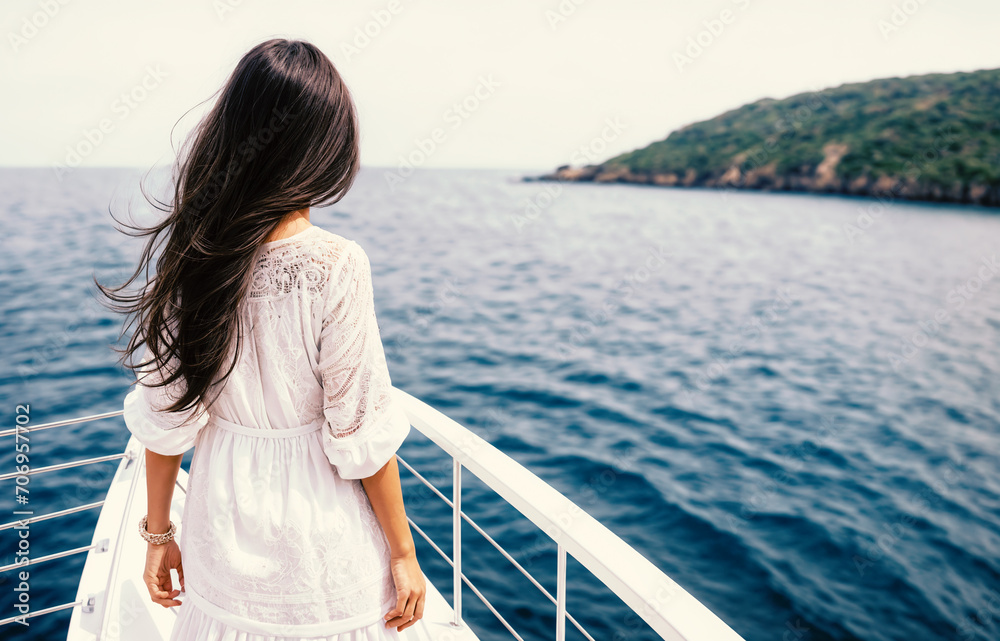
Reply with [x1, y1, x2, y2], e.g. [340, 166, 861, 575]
[96, 38, 426, 639]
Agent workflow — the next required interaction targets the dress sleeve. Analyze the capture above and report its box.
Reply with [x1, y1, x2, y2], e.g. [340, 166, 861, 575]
[122, 342, 211, 456]
[318, 241, 410, 480]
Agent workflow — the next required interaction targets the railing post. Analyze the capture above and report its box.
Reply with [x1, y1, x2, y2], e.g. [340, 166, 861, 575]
[452, 457, 462, 626]
[556, 543, 566, 641]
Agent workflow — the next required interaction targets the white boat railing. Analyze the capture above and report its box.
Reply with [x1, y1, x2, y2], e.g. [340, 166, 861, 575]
[0, 412, 126, 628]
[0, 388, 747, 640]
[391, 387, 745, 641]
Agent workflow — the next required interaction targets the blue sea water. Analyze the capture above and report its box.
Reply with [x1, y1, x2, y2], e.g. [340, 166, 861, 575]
[0, 166, 998, 641]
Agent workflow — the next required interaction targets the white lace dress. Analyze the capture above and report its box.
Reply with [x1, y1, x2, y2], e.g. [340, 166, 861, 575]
[122, 225, 414, 640]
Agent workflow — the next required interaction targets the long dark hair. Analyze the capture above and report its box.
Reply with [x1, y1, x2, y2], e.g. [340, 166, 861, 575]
[96, 38, 360, 415]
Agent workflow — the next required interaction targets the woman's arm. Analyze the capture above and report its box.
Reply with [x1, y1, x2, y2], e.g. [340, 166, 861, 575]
[360, 454, 426, 632]
[360, 454, 415, 556]
[145, 450, 183, 533]
[142, 449, 185, 608]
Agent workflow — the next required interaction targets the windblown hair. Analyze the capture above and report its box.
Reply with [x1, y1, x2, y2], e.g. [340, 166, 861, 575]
[96, 38, 360, 416]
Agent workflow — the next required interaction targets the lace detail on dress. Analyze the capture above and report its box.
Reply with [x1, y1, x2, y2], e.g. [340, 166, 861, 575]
[318, 243, 395, 441]
[238, 232, 357, 422]
[248, 229, 352, 302]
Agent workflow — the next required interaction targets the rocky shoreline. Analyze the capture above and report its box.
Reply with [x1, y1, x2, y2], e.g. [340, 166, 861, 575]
[526, 163, 1000, 209]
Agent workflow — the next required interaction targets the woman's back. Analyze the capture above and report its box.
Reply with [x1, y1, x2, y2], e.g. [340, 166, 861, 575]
[123, 223, 414, 637]
[214, 224, 352, 432]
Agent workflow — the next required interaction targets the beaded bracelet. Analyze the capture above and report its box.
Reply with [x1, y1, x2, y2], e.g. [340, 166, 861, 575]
[139, 514, 176, 545]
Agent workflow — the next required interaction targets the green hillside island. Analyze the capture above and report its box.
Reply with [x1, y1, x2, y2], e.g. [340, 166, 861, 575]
[530, 67, 1000, 208]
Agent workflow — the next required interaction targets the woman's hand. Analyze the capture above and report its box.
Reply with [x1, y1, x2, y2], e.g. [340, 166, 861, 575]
[144, 539, 184, 608]
[383, 551, 426, 632]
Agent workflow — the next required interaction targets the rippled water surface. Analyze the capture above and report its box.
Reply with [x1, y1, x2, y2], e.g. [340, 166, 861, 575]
[1, 167, 998, 641]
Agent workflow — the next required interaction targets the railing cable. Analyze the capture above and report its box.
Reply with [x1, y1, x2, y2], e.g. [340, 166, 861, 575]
[407, 516, 525, 641]
[398, 454, 596, 641]
[0, 409, 124, 438]
[0, 453, 126, 481]
[0, 600, 83, 626]
[0, 543, 102, 573]
[0, 500, 104, 531]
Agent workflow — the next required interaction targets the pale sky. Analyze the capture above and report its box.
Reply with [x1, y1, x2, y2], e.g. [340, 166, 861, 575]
[2, 0, 998, 172]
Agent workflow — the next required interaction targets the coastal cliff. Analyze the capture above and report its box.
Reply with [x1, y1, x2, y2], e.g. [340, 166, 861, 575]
[528, 68, 1000, 208]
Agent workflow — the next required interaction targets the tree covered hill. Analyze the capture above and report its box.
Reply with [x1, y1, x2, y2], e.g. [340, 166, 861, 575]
[532, 67, 1000, 208]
